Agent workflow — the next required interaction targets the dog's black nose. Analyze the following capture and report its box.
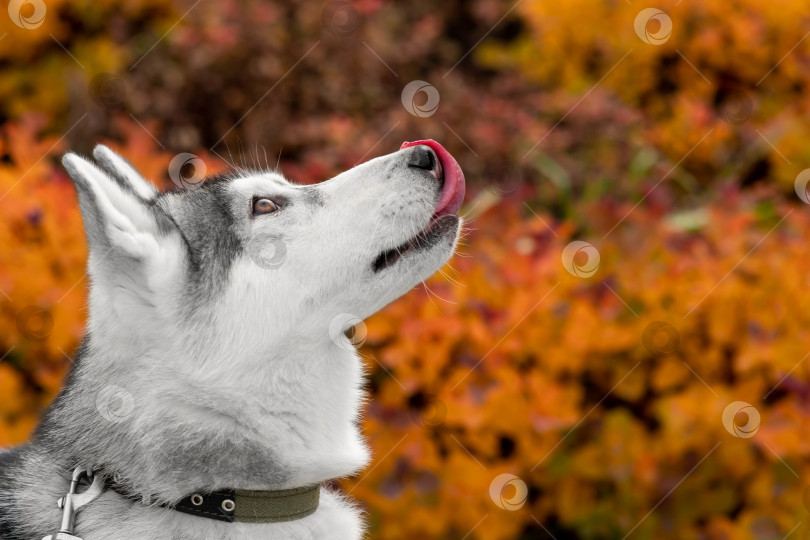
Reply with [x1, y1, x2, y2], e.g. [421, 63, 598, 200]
[407, 145, 439, 174]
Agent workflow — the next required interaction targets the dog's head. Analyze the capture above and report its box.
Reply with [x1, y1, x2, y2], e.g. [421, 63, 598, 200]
[63, 142, 464, 362]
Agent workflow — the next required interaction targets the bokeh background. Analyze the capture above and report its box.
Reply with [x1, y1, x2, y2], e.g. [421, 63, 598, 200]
[1, 0, 809, 538]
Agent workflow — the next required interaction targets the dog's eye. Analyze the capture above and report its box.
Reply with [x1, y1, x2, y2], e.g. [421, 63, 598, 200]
[253, 198, 279, 216]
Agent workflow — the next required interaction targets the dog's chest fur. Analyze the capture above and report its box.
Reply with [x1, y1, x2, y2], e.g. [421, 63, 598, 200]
[0, 334, 369, 539]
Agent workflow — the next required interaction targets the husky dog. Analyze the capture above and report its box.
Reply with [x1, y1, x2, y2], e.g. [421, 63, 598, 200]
[0, 140, 465, 539]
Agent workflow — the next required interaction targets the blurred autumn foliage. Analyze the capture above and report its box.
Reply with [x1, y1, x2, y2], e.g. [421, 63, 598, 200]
[1, 0, 810, 539]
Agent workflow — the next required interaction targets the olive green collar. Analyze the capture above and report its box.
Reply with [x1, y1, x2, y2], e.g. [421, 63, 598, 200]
[173, 484, 320, 523]
[110, 481, 320, 523]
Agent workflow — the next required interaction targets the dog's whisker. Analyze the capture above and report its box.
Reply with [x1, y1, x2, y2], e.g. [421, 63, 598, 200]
[444, 262, 461, 276]
[421, 280, 440, 308]
[238, 137, 246, 169]
[438, 268, 465, 287]
[422, 279, 457, 305]
[442, 263, 465, 283]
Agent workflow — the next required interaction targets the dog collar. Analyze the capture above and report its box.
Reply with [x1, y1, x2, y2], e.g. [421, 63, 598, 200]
[46, 468, 320, 539]
[109, 480, 320, 523]
[171, 484, 321, 523]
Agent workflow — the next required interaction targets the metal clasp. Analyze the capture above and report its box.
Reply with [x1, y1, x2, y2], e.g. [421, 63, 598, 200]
[42, 467, 105, 540]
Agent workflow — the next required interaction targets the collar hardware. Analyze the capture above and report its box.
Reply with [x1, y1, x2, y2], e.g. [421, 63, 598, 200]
[42, 467, 105, 540]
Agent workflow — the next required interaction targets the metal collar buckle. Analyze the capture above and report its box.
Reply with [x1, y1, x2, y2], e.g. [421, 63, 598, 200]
[42, 467, 105, 540]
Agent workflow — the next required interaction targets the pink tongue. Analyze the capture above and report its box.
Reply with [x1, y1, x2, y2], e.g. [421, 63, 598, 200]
[400, 139, 466, 216]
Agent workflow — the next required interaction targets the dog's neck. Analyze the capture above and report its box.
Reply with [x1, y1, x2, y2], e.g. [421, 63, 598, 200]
[37, 325, 369, 504]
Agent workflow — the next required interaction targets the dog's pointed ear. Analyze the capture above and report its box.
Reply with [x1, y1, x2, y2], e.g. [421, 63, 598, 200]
[63, 152, 174, 261]
[92, 145, 159, 201]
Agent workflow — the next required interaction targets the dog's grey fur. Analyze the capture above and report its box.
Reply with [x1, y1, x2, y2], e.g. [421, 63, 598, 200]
[0, 144, 460, 539]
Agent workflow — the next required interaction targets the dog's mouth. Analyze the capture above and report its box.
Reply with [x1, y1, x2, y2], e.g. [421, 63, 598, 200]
[372, 214, 460, 272]
[372, 140, 465, 273]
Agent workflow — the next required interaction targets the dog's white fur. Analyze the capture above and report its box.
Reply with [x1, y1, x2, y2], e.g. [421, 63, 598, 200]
[0, 144, 460, 539]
